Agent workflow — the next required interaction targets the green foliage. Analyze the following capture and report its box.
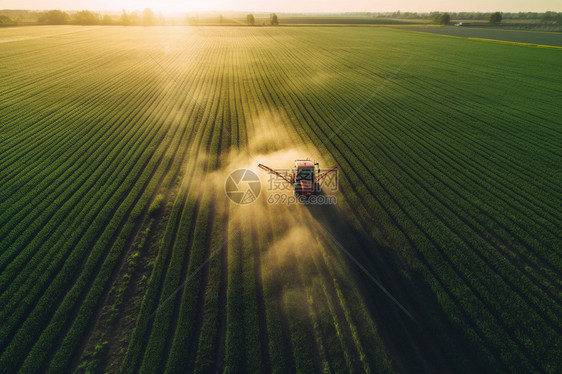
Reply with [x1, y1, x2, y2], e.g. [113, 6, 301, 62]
[128, 11, 140, 25]
[102, 15, 113, 25]
[541, 11, 562, 24]
[0, 15, 16, 26]
[38, 9, 69, 24]
[142, 8, 156, 26]
[3, 10, 562, 27]
[433, 13, 451, 25]
[0, 26, 560, 374]
[148, 194, 164, 217]
[73, 10, 99, 25]
[78, 340, 108, 373]
[246, 14, 255, 25]
[490, 12, 503, 24]
[108, 250, 142, 323]
[121, 9, 130, 25]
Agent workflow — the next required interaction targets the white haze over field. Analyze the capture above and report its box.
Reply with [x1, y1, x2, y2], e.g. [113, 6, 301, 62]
[0, 0, 560, 13]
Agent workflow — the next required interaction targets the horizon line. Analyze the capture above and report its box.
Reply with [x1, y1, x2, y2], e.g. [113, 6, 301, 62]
[2, 9, 561, 15]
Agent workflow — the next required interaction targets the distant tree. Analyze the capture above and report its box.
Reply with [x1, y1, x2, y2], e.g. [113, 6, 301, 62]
[129, 11, 140, 25]
[219, 14, 224, 24]
[102, 15, 113, 25]
[38, 10, 69, 25]
[270, 13, 278, 25]
[490, 12, 502, 24]
[438, 13, 450, 25]
[121, 9, 130, 25]
[187, 16, 198, 25]
[158, 11, 165, 25]
[246, 14, 255, 25]
[541, 11, 561, 24]
[0, 15, 15, 26]
[73, 10, 99, 25]
[142, 8, 156, 26]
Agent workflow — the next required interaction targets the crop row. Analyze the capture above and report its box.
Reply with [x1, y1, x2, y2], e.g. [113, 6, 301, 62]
[241, 28, 559, 371]
[0, 34, 206, 371]
[2, 26, 559, 373]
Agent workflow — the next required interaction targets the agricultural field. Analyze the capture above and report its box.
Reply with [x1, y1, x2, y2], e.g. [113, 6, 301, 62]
[395, 25, 562, 46]
[0, 25, 561, 373]
[278, 17, 418, 25]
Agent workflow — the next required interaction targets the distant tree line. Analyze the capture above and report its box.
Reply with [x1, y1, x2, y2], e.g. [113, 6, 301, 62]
[429, 12, 501, 25]
[373, 10, 562, 24]
[245, 13, 279, 26]
[1, 9, 559, 27]
[32, 8, 165, 26]
[405, 10, 558, 26]
[9, 8, 279, 26]
[0, 14, 18, 26]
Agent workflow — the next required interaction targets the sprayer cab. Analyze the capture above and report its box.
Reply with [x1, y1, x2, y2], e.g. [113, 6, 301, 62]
[258, 160, 338, 199]
[291, 160, 317, 197]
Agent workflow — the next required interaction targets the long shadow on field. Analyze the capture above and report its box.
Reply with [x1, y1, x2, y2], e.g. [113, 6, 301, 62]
[305, 194, 494, 374]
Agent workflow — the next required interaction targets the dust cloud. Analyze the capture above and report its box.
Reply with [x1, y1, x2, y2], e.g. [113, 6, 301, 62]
[206, 110, 346, 309]
[171, 107, 359, 351]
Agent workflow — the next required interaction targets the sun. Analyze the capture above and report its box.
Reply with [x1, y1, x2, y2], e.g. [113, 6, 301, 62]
[120, 0, 233, 13]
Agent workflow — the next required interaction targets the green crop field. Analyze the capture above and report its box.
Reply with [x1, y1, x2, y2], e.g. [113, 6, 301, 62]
[0, 25, 560, 373]
[395, 25, 562, 47]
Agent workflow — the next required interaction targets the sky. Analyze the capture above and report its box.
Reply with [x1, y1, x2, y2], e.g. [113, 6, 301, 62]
[0, 0, 560, 13]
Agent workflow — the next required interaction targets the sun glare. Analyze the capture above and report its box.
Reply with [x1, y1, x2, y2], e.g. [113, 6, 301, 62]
[120, 0, 233, 14]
